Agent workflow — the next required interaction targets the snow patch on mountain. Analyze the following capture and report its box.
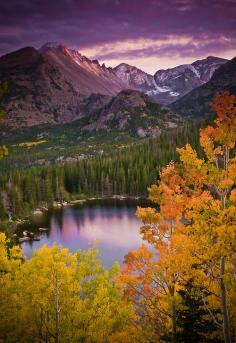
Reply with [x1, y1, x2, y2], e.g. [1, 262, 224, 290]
[170, 91, 179, 97]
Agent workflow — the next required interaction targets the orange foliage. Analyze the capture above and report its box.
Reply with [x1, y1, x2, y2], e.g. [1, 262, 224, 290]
[121, 91, 236, 342]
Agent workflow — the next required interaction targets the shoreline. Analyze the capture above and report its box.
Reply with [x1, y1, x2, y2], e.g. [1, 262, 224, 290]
[12, 194, 148, 233]
[34, 194, 147, 212]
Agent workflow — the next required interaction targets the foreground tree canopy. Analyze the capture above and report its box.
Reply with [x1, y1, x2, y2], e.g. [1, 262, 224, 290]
[120, 91, 236, 343]
[0, 91, 235, 342]
[0, 234, 140, 342]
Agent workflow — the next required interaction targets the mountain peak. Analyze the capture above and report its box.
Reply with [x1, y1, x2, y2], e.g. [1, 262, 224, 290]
[113, 63, 154, 92]
[206, 55, 227, 61]
[114, 62, 150, 74]
[114, 62, 133, 69]
[0, 46, 41, 67]
[39, 41, 67, 52]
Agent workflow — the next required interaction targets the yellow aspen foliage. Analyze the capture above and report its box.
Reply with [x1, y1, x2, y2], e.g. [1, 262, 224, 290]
[0, 239, 137, 342]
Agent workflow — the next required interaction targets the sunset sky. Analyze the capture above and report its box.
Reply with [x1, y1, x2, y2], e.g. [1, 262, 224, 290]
[0, 0, 236, 73]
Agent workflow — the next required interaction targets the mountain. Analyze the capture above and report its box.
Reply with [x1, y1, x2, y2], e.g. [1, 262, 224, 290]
[80, 89, 183, 137]
[152, 56, 227, 104]
[113, 63, 156, 92]
[0, 42, 229, 128]
[113, 57, 227, 105]
[39, 42, 127, 95]
[191, 56, 227, 82]
[0, 46, 83, 127]
[0, 44, 181, 135]
[170, 57, 236, 118]
[0, 43, 127, 127]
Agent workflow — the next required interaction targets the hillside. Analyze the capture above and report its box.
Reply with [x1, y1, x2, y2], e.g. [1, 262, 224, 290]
[81, 89, 182, 137]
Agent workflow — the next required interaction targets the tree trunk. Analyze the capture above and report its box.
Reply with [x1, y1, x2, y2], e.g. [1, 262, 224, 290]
[220, 257, 231, 343]
[171, 301, 177, 343]
[170, 284, 177, 343]
[54, 271, 61, 343]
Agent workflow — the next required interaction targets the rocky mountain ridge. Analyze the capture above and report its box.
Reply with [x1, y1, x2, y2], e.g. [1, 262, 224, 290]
[0, 42, 231, 129]
[170, 57, 236, 118]
[113, 56, 227, 104]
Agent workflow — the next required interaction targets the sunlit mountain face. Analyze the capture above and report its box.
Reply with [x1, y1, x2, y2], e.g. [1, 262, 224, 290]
[0, 0, 235, 73]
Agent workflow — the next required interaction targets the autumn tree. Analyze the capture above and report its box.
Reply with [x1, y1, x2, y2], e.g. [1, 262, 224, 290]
[121, 91, 236, 343]
[0, 236, 138, 342]
[0, 233, 23, 341]
[120, 162, 198, 342]
[177, 91, 236, 343]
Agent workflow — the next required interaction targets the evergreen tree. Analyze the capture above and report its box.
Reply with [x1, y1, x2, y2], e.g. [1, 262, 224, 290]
[176, 283, 223, 343]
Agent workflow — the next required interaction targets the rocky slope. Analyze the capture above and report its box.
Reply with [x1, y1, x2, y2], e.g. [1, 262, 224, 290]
[39, 42, 127, 95]
[170, 57, 236, 118]
[0, 43, 127, 127]
[113, 63, 156, 93]
[0, 46, 83, 127]
[81, 89, 183, 137]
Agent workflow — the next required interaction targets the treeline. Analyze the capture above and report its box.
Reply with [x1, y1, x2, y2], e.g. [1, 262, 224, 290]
[0, 123, 202, 221]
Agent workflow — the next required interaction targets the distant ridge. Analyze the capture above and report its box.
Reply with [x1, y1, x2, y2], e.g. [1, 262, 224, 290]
[113, 56, 227, 104]
[0, 42, 231, 128]
[170, 56, 236, 118]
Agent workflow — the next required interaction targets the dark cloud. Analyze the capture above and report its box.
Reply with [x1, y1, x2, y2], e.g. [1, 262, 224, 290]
[0, 0, 235, 63]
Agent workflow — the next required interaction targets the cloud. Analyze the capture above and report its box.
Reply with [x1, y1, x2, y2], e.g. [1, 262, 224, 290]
[0, 0, 235, 70]
[79, 34, 236, 73]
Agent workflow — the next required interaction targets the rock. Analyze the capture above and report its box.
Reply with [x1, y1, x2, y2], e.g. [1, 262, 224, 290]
[70, 200, 86, 204]
[34, 209, 43, 215]
[53, 202, 62, 208]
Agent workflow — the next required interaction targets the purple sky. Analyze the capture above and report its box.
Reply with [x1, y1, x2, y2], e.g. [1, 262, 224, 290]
[0, 0, 236, 73]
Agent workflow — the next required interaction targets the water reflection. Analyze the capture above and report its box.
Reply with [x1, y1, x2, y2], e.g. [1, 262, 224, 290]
[21, 200, 148, 268]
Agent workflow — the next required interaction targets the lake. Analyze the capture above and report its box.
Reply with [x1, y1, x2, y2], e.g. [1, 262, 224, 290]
[20, 199, 151, 268]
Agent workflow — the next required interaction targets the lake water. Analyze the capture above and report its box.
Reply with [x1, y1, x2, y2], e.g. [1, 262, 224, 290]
[20, 199, 150, 268]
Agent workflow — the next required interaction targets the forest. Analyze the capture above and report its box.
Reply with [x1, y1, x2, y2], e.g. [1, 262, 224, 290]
[0, 123, 202, 222]
[0, 91, 235, 343]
